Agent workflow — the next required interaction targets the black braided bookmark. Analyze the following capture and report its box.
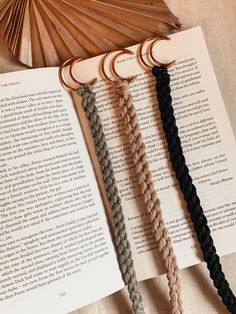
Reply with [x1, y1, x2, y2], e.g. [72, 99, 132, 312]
[152, 65, 236, 314]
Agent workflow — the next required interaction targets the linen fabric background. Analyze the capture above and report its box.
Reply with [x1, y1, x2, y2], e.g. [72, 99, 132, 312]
[0, 1, 235, 313]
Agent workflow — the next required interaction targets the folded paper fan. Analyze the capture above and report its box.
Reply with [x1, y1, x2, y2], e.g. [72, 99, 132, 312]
[0, 0, 180, 68]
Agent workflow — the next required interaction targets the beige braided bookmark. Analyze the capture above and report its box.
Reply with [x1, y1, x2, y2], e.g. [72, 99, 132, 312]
[114, 80, 183, 314]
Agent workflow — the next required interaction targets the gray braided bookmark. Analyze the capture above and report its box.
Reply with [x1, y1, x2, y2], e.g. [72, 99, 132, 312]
[77, 85, 145, 314]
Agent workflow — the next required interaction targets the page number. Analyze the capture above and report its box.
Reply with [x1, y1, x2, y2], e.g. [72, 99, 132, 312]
[59, 292, 66, 298]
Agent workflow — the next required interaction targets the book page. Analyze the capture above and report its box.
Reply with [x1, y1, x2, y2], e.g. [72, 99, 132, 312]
[71, 26, 236, 281]
[0, 68, 124, 314]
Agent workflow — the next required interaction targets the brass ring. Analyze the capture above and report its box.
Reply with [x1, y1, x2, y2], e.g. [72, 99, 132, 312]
[70, 58, 97, 87]
[139, 37, 157, 69]
[112, 48, 136, 83]
[149, 36, 176, 68]
[139, 35, 175, 69]
[59, 57, 78, 90]
[101, 51, 117, 84]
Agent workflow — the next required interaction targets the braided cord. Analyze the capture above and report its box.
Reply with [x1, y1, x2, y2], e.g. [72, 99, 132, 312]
[77, 86, 145, 314]
[152, 65, 236, 313]
[115, 80, 183, 314]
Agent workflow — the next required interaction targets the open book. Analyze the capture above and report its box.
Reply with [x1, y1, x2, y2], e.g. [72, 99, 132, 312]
[0, 27, 236, 314]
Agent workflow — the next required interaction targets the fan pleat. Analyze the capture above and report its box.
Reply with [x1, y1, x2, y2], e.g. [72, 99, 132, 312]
[18, 0, 31, 67]
[11, 0, 27, 51]
[75, 0, 176, 31]
[2, 0, 18, 40]
[32, 0, 61, 66]
[46, 0, 117, 55]
[39, 0, 87, 59]
[62, 0, 152, 43]
[0, 0, 180, 67]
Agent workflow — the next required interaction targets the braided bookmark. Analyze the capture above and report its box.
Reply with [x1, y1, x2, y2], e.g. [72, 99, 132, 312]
[152, 65, 236, 314]
[114, 80, 183, 314]
[77, 85, 145, 314]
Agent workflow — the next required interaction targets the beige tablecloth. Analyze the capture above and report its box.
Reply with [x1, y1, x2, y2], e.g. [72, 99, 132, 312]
[0, 1, 236, 313]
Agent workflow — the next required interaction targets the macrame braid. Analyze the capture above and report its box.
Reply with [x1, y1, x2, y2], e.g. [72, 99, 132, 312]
[115, 80, 183, 314]
[77, 85, 145, 314]
[152, 64, 236, 314]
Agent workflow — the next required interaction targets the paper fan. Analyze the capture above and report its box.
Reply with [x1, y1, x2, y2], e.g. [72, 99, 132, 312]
[0, 0, 181, 68]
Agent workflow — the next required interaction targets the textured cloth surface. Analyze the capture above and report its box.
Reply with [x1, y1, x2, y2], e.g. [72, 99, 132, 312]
[0, 1, 236, 313]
